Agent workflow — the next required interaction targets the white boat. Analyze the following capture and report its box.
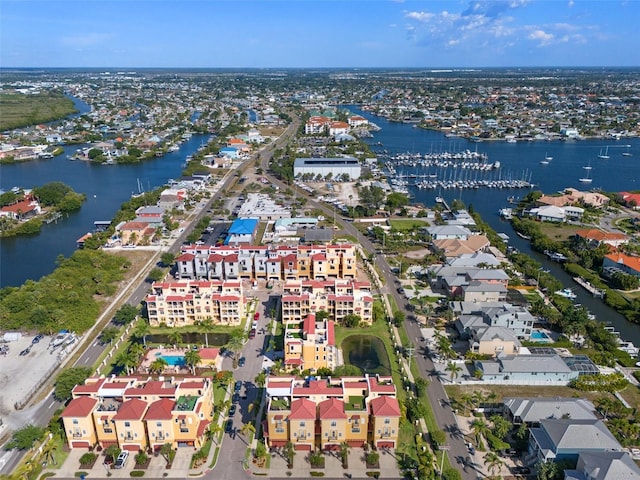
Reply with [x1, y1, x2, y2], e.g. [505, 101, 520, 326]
[545, 152, 553, 161]
[51, 330, 72, 348]
[554, 288, 577, 300]
[597, 146, 610, 159]
[498, 208, 513, 219]
[579, 167, 593, 183]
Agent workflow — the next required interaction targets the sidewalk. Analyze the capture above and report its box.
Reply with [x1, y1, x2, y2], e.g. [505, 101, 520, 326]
[249, 446, 403, 479]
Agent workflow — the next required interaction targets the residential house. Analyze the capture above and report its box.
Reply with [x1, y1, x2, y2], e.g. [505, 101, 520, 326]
[432, 235, 491, 258]
[528, 419, 622, 464]
[503, 397, 597, 426]
[0, 193, 41, 220]
[474, 354, 580, 385]
[61, 397, 99, 448]
[469, 326, 521, 357]
[455, 302, 535, 340]
[574, 229, 629, 248]
[603, 252, 640, 278]
[564, 451, 640, 480]
[119, 221, 156, 245]
[427, 225, 472, 240]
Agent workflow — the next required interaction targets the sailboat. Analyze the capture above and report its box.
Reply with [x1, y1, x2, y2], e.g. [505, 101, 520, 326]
[131, 178, 144, 198]
[622, 145, 632, 157]
[540, 152, 552, 165]
[597, 146, 610, 159]
[579, 164, 593, 183]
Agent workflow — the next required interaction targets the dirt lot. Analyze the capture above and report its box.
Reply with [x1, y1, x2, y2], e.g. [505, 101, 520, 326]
[306, 181, 360, 205]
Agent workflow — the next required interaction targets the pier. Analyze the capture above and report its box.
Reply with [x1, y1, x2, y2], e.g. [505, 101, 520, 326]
[573, 277, 606, 298]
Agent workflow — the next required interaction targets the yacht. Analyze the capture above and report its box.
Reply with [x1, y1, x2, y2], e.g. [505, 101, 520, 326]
[579, 165, 593, 183]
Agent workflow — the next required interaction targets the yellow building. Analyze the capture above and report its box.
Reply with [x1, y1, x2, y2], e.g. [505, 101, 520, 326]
[264, 375, 400, 451]
[281, 279, 373, 326]
[61, 375, 214, 451]
[145, 279, 245, 327]
[284, 313, 337, 373]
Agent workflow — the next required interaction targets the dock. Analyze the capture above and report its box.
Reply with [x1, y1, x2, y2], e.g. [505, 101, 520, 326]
[573, 277, 605, 298]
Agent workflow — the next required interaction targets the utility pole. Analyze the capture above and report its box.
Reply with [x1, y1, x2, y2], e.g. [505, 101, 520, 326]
[438, 445, 450, 479]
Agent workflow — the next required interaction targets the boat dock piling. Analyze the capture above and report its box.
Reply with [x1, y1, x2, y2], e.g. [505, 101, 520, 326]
[573, 277, 606, 298]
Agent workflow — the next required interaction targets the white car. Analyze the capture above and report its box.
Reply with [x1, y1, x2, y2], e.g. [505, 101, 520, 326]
[114, 451, 129, 469]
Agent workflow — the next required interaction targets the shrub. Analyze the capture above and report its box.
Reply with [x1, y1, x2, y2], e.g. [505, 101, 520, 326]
[79, 453, 97, 467]
[310, 472, 325, 477]
[130, 471, 145, 477]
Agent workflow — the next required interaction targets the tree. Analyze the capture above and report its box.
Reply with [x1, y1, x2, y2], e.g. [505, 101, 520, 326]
[445, 362, 462, 382]
[149, 357, 168, 374]
[483, 451, 504, 477]
[470, 419, 490, 447]
[133, 320, 150, 346]
[159, 443, 175, 465]
[240, 422, 256, 437]
[54, 366, 92, 401]
[184, 349, 201, 374]
[226, 331, 245, 362]
[40, 439, 58, 466]
[5, 424, 45, 450]
[99, 326, 119, 345]
[254, 371, 267, 389]
[104, 445, 121, 464]
[342, 313, 361, 328]
[284, 441, 295, 468]
[113, 304, 138, 326]
[115, 349, 138, 375]
[168, 330, 183, 347]
[147, 267, 165, 282]
[490, 414, 512, 440]
[339, 441, 350, 468]
[160, 252, 176, 267]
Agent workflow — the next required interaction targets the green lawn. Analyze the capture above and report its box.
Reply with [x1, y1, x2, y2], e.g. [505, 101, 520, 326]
[389, 219, 430, 232]
[537, 222, 583, 241]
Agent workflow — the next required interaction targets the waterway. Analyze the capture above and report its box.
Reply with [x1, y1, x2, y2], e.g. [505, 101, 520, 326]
[346, 106, 640, 345]
[0, 133, 209, 288]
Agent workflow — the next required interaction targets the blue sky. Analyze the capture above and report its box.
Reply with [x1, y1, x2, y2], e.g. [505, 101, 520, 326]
[1, 1, 638, 68]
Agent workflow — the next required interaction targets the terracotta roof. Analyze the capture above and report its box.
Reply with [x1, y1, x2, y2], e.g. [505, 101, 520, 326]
[121, 221, 149, 231]
[144, 398, 175, 420]
[73, 377, 106, 394]
[370, 396, 401, 417]
[198, 348, 220, 360]
[303, 313, 316, 335]
[61, 397, 98, 418]
[327, 321, 335, 347]
[318, 398, 346, 420]
[288, 398, 316, 420]
[575, 229, 628, 242]
[293, 379, 343, 397]
[196, 419, 211, 437]
[605, 252, 640, 274]
[113, 398, 148, 420]
[176, 253, 195, 262]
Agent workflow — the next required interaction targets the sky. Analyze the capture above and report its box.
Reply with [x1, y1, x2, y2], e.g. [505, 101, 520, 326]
[1, 0, 638, 68]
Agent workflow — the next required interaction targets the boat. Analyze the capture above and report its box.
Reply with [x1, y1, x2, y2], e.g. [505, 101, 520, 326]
[597, 146, 610, 159]
[51, 330, 72, 348]
[131, 178, 144, 198]
[579, 166, 593, 183]
[545, 152, 553, 161]
[498, 208, 513, 219]
[554, 288, 577, 300]
[622, 145, 632, 157]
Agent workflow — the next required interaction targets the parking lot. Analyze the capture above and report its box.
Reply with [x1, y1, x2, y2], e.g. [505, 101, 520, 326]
[0, 333, 75, 424]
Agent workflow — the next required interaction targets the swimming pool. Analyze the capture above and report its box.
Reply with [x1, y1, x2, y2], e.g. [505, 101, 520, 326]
[530, 330, 552, 342]
[160, 355, 186, 366]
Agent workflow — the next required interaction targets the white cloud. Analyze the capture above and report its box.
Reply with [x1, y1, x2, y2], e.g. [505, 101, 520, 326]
[528, 29, 554, 46]
[568, 0, 575, 7]
[405, 11, 435, 22]
[60, 33, 112, 48]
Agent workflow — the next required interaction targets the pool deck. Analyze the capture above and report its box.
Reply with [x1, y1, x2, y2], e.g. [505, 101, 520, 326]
[140, 347, 191, 374]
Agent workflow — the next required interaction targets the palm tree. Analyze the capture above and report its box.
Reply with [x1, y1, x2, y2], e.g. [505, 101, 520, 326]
[134, 321, 151, 346]
[240, 421, 256, 438]
[483, 451, 504, 477]
[149, 357, 168, 374]
[184, 350, 201, 374]
[226, 334, 245, 362]
[470, 419, 490, 447]
[116, 350, 138, 375]
[40, 439, 58, 466]
[168, 330, 182, 348]
[459, 393, 474, 416]
[15, 459, 36, 480]
[339, 441, 350, 468]
[284, 441, 295, 468]
[206, 422, 224, 445]
[129, 342, 145, 361]
[254, 371, 267, 389]
[99, 327, 119, 346]
[445, 362, 462, 382]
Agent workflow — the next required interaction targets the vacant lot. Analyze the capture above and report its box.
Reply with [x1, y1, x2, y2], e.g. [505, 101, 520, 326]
[389, 218, 429, 232]
[0, 92, 77, 130]
[537, 222, 583, 241]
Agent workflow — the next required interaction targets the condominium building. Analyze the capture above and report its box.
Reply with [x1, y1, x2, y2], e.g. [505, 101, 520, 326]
[60, 375, 214, 451]
[265, 375, 400, 451]
[284, 313, 337, 372]
[175, 243, 357, 281]
[145, 279, 245, 327]
[281, 279, 373, 325]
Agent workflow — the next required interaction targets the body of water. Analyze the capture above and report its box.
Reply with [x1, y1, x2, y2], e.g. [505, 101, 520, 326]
[347, 106, 640, 345]
[0, 132, 209, 288]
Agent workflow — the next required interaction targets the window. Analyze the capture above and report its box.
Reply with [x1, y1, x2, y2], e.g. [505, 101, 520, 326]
[384, 418, 390, 424]
[331, 421, 337, 427]
[124, 421, 131, 427]
[157, 422, 162, 427]
[72, 420, 78, 425]
[300, 421, 306, 427]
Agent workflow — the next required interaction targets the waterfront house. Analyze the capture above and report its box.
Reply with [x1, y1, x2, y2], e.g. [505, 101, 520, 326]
[603, 252, 640, 278]
[455, 302, 534, 340]
[468, 326, 521, 357]
[119, 221, 156, 245]
[427, 225, 472, 240]
[503, 397, 597, 426]
[574, 229, 629, 248]
[620, 191, 640, 209]
[284, 313, 337, 373]
[528, 419, 622, 464]
[0, 193, 41, 220]
[432, 235, 491, 258]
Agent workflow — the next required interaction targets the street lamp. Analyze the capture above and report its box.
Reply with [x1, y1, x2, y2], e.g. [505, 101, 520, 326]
[438, 445, 450, 479]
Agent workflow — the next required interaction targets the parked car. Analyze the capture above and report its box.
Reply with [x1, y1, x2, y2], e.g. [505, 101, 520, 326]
[19, 347, 30, 356]
[234, 380, 242, 392]
[512, 466, 531, 474]
[254, 312, 260, 321]
[238, 357, 246, 367]
[225, 419, 233, 433]
[114, 451, 129, 469]
[248, 329, 256, 339]
[229, 405, 237, 417]
[467, 443, 475, 455]
[32, 334, 44, 344]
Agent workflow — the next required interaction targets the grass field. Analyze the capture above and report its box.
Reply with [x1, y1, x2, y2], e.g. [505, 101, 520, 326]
[537, 222, 583, 241]
[0, 92, 77, 130]
[389, 218, 430, 232]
